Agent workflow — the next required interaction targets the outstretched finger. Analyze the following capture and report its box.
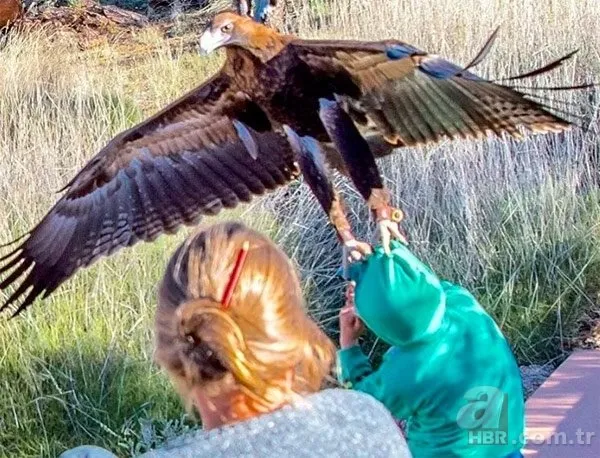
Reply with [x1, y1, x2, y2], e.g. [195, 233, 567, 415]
[345, 283, 353, 295]
[345, 283, 356, 304]
[347, 280, 356, 293]
[340, 305, 356, 315]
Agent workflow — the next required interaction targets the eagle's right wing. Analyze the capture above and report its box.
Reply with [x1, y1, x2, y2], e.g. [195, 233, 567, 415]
[0, 73, 299, 316]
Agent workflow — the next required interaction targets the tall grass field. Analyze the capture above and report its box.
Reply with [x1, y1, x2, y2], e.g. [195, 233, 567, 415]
[1, 0, 599, 456]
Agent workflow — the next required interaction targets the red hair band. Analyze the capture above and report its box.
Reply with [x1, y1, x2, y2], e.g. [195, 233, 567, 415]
[221, 241, 250, 309]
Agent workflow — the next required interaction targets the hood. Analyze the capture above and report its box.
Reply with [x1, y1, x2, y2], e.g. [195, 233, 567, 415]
[347, 241, 446, 346]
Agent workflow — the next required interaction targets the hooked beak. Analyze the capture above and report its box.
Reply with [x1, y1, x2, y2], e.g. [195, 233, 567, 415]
[199, 29, 229, 54]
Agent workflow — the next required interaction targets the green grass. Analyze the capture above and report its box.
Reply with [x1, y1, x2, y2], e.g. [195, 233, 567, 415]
[1, 0, 600, 456]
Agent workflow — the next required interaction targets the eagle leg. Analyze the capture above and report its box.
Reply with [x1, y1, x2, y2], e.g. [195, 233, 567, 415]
[282, 125, 372, 263]
[318, 98, 407, 254]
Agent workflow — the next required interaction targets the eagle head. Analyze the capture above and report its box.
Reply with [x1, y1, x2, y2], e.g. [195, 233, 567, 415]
[199, 11, 285, 58]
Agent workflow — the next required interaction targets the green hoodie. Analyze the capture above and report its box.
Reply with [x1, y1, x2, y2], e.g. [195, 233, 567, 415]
[337, 241, 525, 458]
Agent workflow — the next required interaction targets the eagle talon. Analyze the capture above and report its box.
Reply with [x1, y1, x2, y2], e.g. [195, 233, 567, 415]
[372, 203, 406, 253]
[343, 239, 372, 263]
[378, 218, 407, 255]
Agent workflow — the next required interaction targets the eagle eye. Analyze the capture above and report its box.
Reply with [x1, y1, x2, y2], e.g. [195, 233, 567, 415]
[221, 23, 233, 33]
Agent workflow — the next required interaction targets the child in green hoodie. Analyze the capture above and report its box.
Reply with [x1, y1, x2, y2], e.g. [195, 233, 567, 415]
[337, 241, 525, 458]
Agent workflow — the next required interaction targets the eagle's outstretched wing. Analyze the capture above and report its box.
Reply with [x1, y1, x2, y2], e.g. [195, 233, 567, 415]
[291, 37, 581, 148]
[2, 20, 592, 316]
[0, 74, 299, 316]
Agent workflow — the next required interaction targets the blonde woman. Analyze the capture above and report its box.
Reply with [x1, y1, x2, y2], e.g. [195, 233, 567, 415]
[62, 221, 410, 458]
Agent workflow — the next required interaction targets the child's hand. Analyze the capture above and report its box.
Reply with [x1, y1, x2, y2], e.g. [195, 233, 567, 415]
[339, 281, 365, 349]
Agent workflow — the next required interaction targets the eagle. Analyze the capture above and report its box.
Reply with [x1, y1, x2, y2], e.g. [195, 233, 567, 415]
[0, 10, 590, 316]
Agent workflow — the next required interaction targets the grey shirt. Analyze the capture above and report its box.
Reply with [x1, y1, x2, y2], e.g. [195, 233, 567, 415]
[61, 389, 411, 458]
[141, 389, 410, 458]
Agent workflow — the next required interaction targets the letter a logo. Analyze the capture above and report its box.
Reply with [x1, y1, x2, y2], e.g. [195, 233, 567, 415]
[456, 386, 506, 430]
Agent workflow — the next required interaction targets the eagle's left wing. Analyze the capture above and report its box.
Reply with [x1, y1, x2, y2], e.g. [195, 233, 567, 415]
[290, 36, 584, 148]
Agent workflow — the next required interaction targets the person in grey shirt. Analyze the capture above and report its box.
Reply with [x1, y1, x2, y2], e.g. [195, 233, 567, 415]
[136, 388, 409, 458]
[61, 222, 410, 458]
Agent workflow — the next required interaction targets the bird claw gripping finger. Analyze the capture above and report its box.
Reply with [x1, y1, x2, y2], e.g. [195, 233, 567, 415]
[374, 205, 407, 254]
[343, 238, 373, 262]
[341, 238, 373, 279]
[366, 188, 407, 252]
[378, 219, 407, 255]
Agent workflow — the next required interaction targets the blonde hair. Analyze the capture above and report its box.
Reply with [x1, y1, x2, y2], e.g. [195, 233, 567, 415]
[155, 221, 335, 416]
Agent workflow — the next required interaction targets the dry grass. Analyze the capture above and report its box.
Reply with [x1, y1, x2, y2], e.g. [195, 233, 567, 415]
[0, 0, 599, 456]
